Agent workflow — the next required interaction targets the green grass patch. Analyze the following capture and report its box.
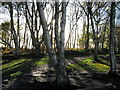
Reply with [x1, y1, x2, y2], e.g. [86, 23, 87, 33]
[106, 54, 120, 57]
[98, 57, 110, 65]
[67, 64, 83, 70]
[0, 60, 2, 63]
[3, 63, 23, 73]
[85, 63, 109, 72]
[2, 57, 50, 80]
[98, 57, 106, 63]
[116, 54, 120, 56]
[67, 57, 110, 73]
[34, 58, 49, 65]
[82, 57, 110, 72]
[10, 71, 22, 77]
[2, 59, 28, 70]
[2, 59, 32, 73]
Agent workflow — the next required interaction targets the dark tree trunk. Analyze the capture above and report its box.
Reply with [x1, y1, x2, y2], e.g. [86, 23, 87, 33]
[17, 3, 20, 51]
[9, 2, 20, 57]
[25, 2, 40, 56]
[88, 2, 98, 61]
[109, 2, 117, 75]
[118, 29, 120, 53]
[85, 10, 89, 50]
[54, 2, 60, 51]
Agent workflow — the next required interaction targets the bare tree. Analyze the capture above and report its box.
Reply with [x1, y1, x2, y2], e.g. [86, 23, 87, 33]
[9, 2, 20, 57]
[25, 2, 42, 56]
[88, 2, 98, 61]
[37, 2, 70, 87]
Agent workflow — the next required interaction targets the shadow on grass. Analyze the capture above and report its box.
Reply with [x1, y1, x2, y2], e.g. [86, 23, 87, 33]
[67, 57, 120, 89]
[2, 54, 120, 89]
[2, 58, 41, 80]
[67, 57, 110, 73]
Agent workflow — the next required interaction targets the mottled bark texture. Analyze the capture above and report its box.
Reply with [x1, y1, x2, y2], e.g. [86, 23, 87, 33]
[37, 2, 70, 87]
[109, 2, 117, 75]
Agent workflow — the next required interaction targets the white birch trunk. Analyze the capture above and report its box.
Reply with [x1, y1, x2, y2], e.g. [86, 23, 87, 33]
[37, 2, 58, 66]
[37, 2, 70, 87]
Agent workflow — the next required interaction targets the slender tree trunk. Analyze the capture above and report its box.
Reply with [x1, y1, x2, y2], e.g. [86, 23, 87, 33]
[37, 2, 58, 66]
[101, 25, 107, 49]
[118, 33, 120, 53]
[34, 7, 41, 57]
[22, 23, 27, 49]
[85, 12, 89, 50]
[9, 2, 20, 57]
[54, 2, 60, 51]
[88, 2, 98, 61]
[17, 4, 20, 51]
[109, 2, 117, 75]
[82, 18, 86, 49]
[56, 2, 70, 87]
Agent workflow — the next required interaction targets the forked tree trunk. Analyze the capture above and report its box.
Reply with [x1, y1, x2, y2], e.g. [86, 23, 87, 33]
[37, 2, 70, 87]
[109, 2, 117, 75]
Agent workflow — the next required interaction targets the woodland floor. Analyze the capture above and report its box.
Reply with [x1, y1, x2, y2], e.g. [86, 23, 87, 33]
[1, 54, 120, 90]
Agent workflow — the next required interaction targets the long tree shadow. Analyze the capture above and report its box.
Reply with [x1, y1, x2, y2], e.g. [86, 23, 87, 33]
[2, 58, 41, 80]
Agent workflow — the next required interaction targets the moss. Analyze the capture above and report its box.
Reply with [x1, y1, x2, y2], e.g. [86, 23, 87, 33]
[83, 57, 110, 72]
[0, 60, 2, 63]
[106, 54, 120, 56]
[83, 57, 94, 62]
[2, 59, 32, 73]
[67, 57, 110, 73]
[116, 54, 120, 56]
[3, 63, 23, 73]
[10, 71, 22, 77]
[67, 64, 83, 70]
[98, 57, 110, 65]
[2, 59, 28, 70]
[34, 58, 49, 65]
[85, 63, 109, 72]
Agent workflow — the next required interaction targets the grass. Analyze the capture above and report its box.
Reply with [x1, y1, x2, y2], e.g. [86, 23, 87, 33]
[0, 60, 2, 63]
[81, 57, 110, 72]
[2, 57, 49, 79]
[67, 57, 110, 73]
[10, 71, 22, 78]
[106, 54, 120, 57]
[85, 57, 109, 72]
[2, 55, 110, 80]
[67, 64, 84, 70]
[116, 54, 120, 56]
[2, 59, 28, 70]
[34, 58, 49, 65]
